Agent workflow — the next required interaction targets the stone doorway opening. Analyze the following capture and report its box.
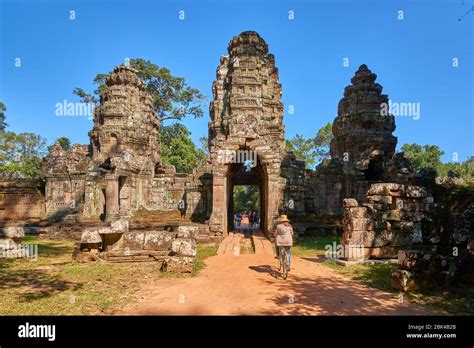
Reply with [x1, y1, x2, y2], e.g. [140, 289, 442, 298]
[227, 157, 266, 235]
[230, 185, 261, 231]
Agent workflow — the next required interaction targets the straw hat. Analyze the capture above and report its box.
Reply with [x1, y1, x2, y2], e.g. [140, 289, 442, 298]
[278, 215, 290, 222]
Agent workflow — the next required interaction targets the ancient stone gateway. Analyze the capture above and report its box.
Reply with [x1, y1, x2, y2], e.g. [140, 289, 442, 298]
[1, 30, 473, 283]
[208, 31, 286, 238]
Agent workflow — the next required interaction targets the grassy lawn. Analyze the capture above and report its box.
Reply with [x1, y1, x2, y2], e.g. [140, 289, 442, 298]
[0, 236, 217, 315]
[192, 244, 218, 276]
[292, 235, 339, 257]
[323, 258, 474, 315]
[293, 236, 474, 315]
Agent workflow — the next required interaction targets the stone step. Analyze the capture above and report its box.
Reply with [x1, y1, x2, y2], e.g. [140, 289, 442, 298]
[252, 231, 274, 255]
[217, 230, 273, 256]
[217, 231, 244, 255]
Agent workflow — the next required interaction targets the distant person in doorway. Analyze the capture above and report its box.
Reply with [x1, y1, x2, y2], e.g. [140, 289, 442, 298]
[249, 211, 255, 228]
[235, 212, 242, 227]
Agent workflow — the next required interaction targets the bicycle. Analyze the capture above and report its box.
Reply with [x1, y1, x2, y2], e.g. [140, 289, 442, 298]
[278, 246, 290, 280]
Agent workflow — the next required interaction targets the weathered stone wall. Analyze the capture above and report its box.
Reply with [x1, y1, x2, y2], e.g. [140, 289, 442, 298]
[150, 167, 212, 221]
[0, 177, 45, 224]
[74, 219, 199, 272]
[337, 179, 474, 289]
[341, 183, 434, 260]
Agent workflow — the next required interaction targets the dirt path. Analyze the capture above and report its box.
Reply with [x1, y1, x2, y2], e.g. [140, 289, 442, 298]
[119, 254, 440, 315]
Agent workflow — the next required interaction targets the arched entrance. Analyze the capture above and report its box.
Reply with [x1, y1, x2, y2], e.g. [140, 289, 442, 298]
[209, 148, 283, 238]
[227, 156, 266, 233]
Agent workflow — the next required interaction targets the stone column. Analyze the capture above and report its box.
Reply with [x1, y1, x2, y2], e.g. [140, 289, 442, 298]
[105, 176, 119, 222]
[209, 169, 227, 238]
[265, 173, 281, 238]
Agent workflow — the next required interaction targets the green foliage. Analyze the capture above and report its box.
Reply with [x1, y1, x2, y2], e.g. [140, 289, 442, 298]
[48, 137, 71, 152]
[286, 122, 333, 169]
[233, 185, 260, 212]
[192, 244, 218, 276]
[198, 136, 209, 158]
[401, 143, 444, 171]
[0, 102, 7, 132]
[313, 122, 333, 162]
[160, 123, 207, 173]
[73, 58, 205, 122]
[0, 131, 47, 178]
[401, 144, 474, 179]
[292, 235, 339, 257]
[436, 156, 474, 179]
[286, 134, 317, 168]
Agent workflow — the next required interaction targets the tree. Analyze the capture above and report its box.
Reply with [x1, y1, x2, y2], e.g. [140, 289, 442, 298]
[285, 122, 333, 169]
[286, 134, 317, 169]
[313, 122, 333, 163]
[401, 144, 474, 179]
[233, 185, 260, 212]
[436, 156, 474, 179]
[0, 102, 7, 132]
[401, 144, 444, 172]
[195, 136, 209, 168]
[160, 123, 206, 173]
[0, 131, 47, 178]
[48, 137, 71, 152]
[73, 58, 205, 122]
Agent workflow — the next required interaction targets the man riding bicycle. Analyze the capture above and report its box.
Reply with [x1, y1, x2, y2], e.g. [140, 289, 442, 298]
[274, 215, 293, 271]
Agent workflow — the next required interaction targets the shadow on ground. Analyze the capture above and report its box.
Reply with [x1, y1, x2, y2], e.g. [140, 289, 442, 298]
[250, 261, 435, 315]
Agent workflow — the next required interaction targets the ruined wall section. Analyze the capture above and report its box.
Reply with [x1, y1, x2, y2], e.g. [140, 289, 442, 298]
[304, 65, 402, 221]
[41, 142, 90, 217]
[0, 175, 44, 224]
[341, 183, 434, 259]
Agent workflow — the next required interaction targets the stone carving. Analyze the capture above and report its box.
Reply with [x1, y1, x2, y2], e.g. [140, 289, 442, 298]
[209, 31, 286, 237]
[331, 64, 397, 174]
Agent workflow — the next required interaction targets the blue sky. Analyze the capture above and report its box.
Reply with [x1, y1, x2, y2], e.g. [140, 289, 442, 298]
[1, 0, 472, 162]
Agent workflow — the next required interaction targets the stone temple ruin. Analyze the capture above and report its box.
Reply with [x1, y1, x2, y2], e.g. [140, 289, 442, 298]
[0, 31, 473, 288]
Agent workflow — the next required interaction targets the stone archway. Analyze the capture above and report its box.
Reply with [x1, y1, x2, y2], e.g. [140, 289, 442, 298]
[209, 148, 282, 238]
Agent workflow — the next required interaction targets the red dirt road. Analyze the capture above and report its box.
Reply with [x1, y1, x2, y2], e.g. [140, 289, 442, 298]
[119, 254, 440, 315]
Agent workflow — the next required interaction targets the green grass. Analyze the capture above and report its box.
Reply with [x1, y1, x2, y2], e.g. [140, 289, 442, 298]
[291, 236, 474, 315]
[0, 236, 172, 315]
[292, 235, 339, 257]
[192, 244, 218, 276]
[323, 258, 398, 291]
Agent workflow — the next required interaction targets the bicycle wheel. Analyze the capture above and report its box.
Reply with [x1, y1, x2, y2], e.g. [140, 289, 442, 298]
[281, 249, 288, 280]
[278, 248, 282, 271]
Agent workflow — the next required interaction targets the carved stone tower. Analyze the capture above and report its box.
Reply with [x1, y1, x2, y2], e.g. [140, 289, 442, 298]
[84, 65, 160, 221]
[208, 31, 286, 237]
[330, 64, 397, 179]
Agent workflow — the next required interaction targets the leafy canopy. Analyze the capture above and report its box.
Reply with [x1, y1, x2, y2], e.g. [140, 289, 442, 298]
[401, 143, 474, 179]
[0, 131, 47, 178]
[73, 58, 205, 122]
[48, 137, 71, 152]
[0, 102, 7, 132]
[233, 185, 260, 213]
[286, 122, 333, 169]
[160, 123, 207, 173]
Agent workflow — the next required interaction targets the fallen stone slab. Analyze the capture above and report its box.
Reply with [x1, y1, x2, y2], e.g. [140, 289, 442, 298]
[0, 226, 25, 240]
[171, 238, 196, 257]
[161, 256, 195, 273]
